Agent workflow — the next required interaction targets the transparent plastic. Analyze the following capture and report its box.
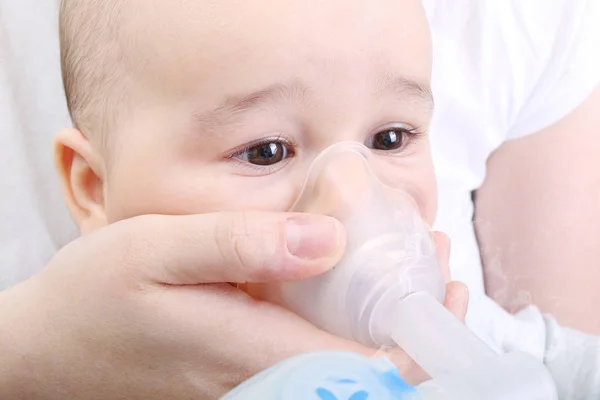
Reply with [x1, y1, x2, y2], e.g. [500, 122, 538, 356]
[254, 142, 557, 398]
[396, 293, 557, 399]
[260, 141, 446, 346]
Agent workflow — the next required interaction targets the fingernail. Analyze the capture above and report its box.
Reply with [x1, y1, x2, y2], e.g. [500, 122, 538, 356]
[285, 215, 342, 260]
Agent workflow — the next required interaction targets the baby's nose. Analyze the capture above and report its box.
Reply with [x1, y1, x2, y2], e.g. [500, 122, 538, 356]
[293, 150, 377, 222]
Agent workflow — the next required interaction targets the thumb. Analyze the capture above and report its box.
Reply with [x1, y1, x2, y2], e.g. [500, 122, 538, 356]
[112, 212, 346, 285]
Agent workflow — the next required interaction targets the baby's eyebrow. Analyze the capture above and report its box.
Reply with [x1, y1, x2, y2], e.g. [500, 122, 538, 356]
[377, 73, 434, 109]
[192, 82, 309, 134]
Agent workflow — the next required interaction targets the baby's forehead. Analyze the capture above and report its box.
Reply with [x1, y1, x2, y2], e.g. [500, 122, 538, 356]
[61, 0, 429, 142]
[131, 1, 429, 89]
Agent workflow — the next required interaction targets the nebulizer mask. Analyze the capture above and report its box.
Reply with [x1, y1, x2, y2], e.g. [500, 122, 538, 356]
[223, 142, 557, 399]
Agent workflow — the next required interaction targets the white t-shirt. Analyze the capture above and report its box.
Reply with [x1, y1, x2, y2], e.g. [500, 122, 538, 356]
[1, 0, 600, 397]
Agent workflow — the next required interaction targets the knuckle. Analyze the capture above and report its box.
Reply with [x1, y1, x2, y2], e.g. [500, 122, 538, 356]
[215, 212, 280, 282]
[111, 215, 164, 285]
[214, 213, 243, 280]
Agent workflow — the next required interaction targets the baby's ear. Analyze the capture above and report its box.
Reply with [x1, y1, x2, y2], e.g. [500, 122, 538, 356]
[54, 128, 107, 235]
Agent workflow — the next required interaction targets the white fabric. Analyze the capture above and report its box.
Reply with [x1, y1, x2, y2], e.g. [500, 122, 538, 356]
[1, 0, 600, 397]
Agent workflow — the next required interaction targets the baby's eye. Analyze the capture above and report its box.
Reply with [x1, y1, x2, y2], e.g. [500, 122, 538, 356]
[365, 126, 417, 152]
[235, 140, 292, 166]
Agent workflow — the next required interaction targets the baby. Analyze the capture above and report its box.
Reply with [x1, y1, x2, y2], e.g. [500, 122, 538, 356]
[55, 0, 463, 388]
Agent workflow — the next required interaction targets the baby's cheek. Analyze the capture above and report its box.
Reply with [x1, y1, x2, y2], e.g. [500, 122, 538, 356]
[408, 150, 438, 225]
[104, 169, 301, 223]
[415, 178, 438, 226]
[393, 169, 437, 225]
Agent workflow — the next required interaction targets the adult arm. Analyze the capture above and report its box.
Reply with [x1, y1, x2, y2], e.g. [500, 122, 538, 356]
[476, 85, 600, 334]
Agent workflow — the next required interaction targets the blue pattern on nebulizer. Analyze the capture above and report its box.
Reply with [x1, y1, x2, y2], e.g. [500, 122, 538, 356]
[221, 351, 419, 400]
[315, 387, 369, 400]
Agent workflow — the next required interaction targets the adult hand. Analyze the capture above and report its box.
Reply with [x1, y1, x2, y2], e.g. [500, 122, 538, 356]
[0, 212, 466, 400]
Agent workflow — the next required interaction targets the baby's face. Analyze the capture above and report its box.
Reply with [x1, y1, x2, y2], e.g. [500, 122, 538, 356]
[98, 0, 436, 225]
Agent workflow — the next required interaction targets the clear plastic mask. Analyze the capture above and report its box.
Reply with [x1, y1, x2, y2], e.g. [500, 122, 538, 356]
[261, 141, 446, 346]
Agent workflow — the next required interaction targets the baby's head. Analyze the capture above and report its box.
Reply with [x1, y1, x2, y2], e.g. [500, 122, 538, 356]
[55, 0, 437, 233]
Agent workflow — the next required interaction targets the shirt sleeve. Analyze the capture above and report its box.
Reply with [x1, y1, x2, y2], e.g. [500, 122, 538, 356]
[541, 314, 600, 400]
[507, 0, 600, 140]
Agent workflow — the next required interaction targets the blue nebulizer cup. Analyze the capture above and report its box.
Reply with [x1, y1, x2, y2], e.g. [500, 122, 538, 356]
[228, 142, 557, 399]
